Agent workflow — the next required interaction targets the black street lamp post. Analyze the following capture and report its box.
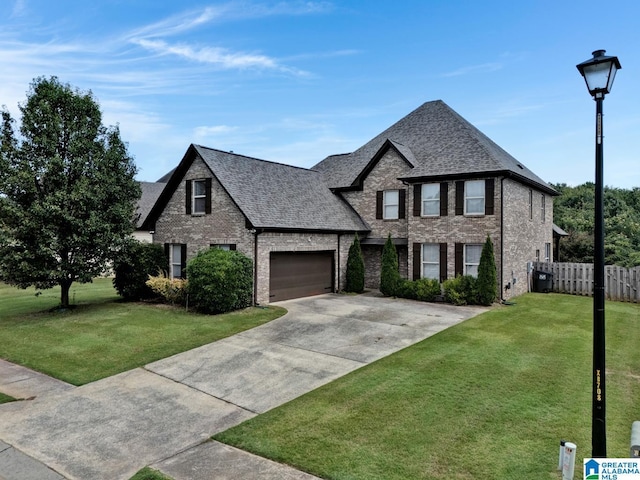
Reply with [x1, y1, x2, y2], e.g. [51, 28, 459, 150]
[576, 49, 621, 458]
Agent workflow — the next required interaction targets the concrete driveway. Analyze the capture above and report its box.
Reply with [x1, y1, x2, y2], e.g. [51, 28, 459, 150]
[0, 293, 485, 480]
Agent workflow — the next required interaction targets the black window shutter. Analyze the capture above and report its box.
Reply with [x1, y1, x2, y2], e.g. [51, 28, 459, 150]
[455, 243, 463, 277]
[439, 243, 448, 282]
[164, 243, 170, 262]
[230, 244, 237, 251]
[180, 244, 187, 278]
[485, 179, 495, 215]
[440, 182, 449, 216]
[413, 184, 422, 216]
[413, 243, 421, 280]
[205, 178, 212, 214]
[185, 180, 192, 214]
[376, 191, 383, 219]
[455, 181, 464, 215]
[398, 189, 406, 219]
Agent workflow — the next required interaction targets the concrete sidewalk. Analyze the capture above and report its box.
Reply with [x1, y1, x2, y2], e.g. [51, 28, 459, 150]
[0, 293, 485, 479]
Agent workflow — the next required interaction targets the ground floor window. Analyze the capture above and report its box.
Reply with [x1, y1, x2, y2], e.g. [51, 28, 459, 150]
[464, 244, 482, 277]
[168, 243, 186, 279]
[210, 244, 236, 251]
[421, 243, 440, 280]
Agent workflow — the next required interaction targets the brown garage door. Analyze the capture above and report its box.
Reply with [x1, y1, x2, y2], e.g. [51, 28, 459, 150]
[269, 251, 334, 302]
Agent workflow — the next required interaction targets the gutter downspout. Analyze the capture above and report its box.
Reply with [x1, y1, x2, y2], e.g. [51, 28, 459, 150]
[253, 229, 261, 306]
[500, 177, 505, 302]
[337, 233, 341, 293]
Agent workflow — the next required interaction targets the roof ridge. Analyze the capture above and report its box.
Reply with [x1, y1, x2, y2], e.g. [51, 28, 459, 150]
[193, 144, 315, 173]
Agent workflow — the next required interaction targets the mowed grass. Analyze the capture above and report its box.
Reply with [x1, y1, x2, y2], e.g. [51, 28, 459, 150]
[0, 278, 285, 385]
[215, 294, 640, 480]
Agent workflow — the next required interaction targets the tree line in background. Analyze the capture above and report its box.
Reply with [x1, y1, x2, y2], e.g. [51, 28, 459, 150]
[551, 183, 640, 267]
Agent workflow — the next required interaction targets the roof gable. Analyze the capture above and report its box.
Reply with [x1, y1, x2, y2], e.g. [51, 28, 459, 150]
[143, 144, 369, 232]
[313, 100, 557, 195]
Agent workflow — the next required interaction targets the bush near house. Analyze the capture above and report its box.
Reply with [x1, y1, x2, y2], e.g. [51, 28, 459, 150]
[477, 235, 498, 306]
[186, 248, 253, 314]
[398, 278, 441, 302]
[113, 240, 169, 301]
[146, 275, 188, 305]
[380, 234, 401, 297]
[443, 275, 478, 306]
[345, 234, 365, 293]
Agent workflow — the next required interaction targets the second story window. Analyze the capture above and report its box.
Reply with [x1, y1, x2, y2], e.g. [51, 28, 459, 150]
[421, 184, 440, 216]
[186, 178, 211, 215]
[383, 190, 399, 219]
[192, 180, 207, 214]
[541, 195, 546, 222]
[464, 180, 485, 215]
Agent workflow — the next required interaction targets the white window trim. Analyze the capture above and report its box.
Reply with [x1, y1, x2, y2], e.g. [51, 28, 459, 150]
[464, 244, 482, 277]
[383, 190, 399, 220]
[541, 194, 546, 222]
[464, 180, 485, 216]
[421, 184, 440, 217]
[421, 243, 440, 280]
[192, 179, 207, 215]
[545, 243, 551, 262]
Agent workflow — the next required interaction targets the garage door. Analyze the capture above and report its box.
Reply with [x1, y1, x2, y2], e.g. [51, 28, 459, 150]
[269, 251, 334, 302]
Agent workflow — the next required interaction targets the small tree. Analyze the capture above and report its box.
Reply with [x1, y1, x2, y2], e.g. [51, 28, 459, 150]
[0, 77, 140, 307]
[345, 234, 365, 293]
[380, 233, 400, 296]
[113, 240, 169, 301]
[186, 248, 253, 314]
[477, 235, 498, 305]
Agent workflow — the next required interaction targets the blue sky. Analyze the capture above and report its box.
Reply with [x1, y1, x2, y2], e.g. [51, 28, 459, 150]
[1, 0, 639, 187]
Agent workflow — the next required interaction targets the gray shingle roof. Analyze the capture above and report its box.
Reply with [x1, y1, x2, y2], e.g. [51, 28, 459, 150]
[194, 145, 368, 231]
[136, 181, 166, 228]
[313, 100, 556, 194]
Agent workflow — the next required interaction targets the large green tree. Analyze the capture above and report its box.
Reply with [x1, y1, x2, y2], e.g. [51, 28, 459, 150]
[552, 183, 640, 267]
[0, 77, 140, 307]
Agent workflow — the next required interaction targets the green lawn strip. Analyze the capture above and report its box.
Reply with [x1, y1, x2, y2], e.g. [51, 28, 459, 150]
[0, 392, 16, 404]
[215, 293, 640, 480]
[128, 467, 174, 480]
[0, 278, 285, 385]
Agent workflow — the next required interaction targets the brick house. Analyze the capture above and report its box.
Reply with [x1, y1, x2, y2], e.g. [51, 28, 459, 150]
[142, 100, 557, 303]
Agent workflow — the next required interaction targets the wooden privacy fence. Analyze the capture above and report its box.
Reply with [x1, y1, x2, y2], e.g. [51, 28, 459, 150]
[533, 262, 640, 303]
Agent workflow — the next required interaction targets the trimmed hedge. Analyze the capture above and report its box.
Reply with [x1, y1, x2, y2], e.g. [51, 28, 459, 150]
[443, 275, 478, 306]
[186, 248, 253, 314]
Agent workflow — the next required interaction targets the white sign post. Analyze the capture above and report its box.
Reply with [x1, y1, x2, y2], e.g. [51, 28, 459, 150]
[562, 442, 576, 480]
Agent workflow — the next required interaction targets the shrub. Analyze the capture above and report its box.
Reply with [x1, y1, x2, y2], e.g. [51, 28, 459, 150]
[398, 279, 417, 300]
[186, 248, 253, 314]
[414, 278, 441, 302]
[145, 275, 188, 305]
[443, 275, 478, 306]
[113, 240, 169, 301]
[345, 234, 365, 293]
[477, 235, 498, 306]
[380, 234, 401, 296]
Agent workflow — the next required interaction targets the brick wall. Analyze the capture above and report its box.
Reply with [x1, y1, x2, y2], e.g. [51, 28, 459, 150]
[502, 179, 554, 298]
[407, 177, 502, 284]
[153, 156, 255, 260]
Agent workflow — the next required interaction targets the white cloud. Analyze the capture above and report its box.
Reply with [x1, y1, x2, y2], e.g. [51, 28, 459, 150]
[441, 62, 502, 77]
[10, 0, 27, 18]
[133, 38, 280, 70]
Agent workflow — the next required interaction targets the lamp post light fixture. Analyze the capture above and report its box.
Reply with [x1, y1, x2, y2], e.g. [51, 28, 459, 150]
[576, 49, 621, 458]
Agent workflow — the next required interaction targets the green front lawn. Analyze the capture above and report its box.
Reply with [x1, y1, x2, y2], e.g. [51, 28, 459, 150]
[0, 279, 285, 385]
[215, 294, 640, 480]
[0, 392, 16, 404]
